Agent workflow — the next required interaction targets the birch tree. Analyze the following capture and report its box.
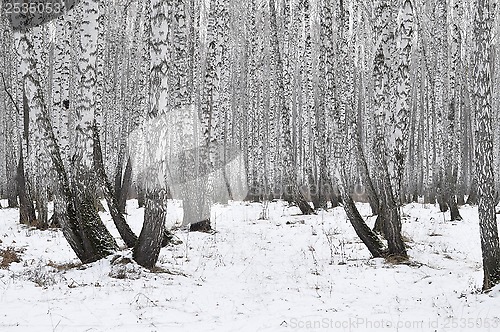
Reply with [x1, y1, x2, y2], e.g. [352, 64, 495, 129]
[15, 32, 38, 227]
[325, 0, 385, 258]
[371, 0, 408, 259]
[132, 0, 169, 268]
[472, 0, 500, 291]
[1, 14, 19, 208]
[14, 19, 118, 263]
[444, 0, 463, 221]
[269, 0, 313, 215]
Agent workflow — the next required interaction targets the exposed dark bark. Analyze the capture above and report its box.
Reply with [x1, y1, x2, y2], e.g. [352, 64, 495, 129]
[16, 146, 36, 225]
[34, 188, 49, 229]
[3, 76, 34, 221]
[72, 176, 119, 262]
[53, 191, 87, 260]
[189, 219, 212, 232]
[357, 141, 379, 216]
[330, 178, 342, 208]
[22, 88, 29, 145]
[424, 190, 436, 204]
[371, 152, 408, 258]
[25, 81, 117, 263]
[137, 181, 145, 208]
[444, 96, 463, 220]
[68, 188, 119, 264]
[310, 187, 320, 211]
[337, 166, 385, 257]
[49, 199, 60, 228]
[316, 160, 330, 210]
[6, 170, 18, 208]
[93, 123, 138, 248]
[446, 166, 463, 221]
[161, 229, 176, 247]
[437, 187, 449, 212]
[7, 193, 18, 208]
[412, 191, 418, 203]
[374, 161, 408, 259]
[184, 209, 213, 233]
[118, 157, 133, 214]
[352, 67, 379, 215]
[293, 183, 315, 215]
[309, 169, 321, 210]
[342, 194, 386, 258]
[94, 197, 106, 212]
[185, 194, 213, 232]
[51, 169, 118, 264]
[448, 199, 462, 221]
[380, 194, 407, 258]
[466, 178, 478, 205]
[133, 189, 167, 269]
[114, 161, 123, 208]
[373, 214, 383, 235]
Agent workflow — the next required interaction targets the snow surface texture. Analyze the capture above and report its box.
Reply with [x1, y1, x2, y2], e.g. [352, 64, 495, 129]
[1, 199, 499, 332]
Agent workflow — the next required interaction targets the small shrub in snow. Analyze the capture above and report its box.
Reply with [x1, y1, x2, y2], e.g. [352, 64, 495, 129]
[0, 247, 23, 269]
[47, 260, 82, 271]
[23, 264, 61, 287]
[109, 255, 142, 280]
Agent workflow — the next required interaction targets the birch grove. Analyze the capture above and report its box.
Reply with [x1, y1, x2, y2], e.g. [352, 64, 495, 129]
[0, 0, 499, 289]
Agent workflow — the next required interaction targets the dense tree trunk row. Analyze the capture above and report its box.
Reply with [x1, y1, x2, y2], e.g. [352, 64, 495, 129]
[0, 0, 499, 288]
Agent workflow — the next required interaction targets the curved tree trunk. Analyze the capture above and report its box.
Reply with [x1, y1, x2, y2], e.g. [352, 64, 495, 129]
[335, 170, 386, 258]
[17, 3, 119, 263]
[93, 124, 138, 248]
[133, 189, 167, 269]
[118, 157, 133, 213]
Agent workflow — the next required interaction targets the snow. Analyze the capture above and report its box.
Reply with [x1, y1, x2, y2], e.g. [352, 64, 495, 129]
[1, 199, 500, 331]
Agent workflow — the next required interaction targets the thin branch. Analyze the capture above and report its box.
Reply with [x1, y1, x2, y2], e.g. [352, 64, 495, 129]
[1, 73, 22, 116]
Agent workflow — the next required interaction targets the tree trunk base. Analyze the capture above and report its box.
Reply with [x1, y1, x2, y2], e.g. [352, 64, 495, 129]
[342, 194, 386, 258]
[330, 193, 341, 208]
[449, 199, 463, 221]
[466, 181, 478, 205]
[161, 230, 182, 247]
[190, 219, 213, 233]
[7, 197, 18, 208]
[133, 189, 167, 269]
[296, 198, 315, 215]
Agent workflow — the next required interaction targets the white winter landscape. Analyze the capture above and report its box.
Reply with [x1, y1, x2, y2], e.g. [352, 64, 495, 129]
[2, 0, 500, 331]
[1, 199, 499, 332]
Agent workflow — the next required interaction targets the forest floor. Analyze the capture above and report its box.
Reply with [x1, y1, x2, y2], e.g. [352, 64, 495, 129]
[0, 199, 499, 332]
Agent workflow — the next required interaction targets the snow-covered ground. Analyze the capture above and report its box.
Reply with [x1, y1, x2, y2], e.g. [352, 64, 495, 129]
[1, 199, 499, 332]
